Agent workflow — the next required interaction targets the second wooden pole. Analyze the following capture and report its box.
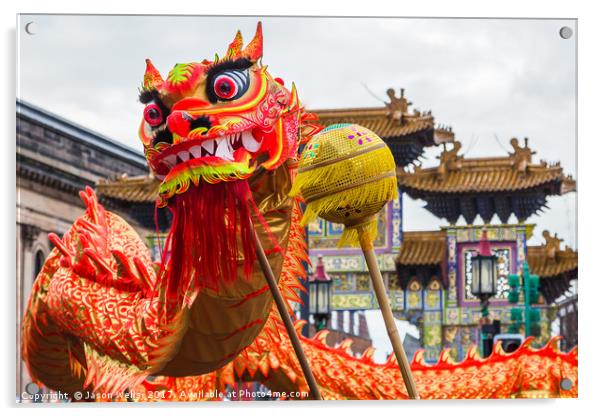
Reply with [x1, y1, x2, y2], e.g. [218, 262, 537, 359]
[360, 238, 420, 399]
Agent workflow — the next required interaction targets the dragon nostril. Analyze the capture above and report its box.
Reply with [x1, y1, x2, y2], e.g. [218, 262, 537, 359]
[189, 116, 212, 134]
[166, 112, 213, 138]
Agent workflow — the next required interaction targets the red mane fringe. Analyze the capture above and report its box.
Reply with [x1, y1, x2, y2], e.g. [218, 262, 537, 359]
[159, 181, 256, 300]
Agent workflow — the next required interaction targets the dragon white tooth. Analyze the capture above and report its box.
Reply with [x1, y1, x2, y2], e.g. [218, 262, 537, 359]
[215, 138, 234, 161]
[163, 154, 177, 166]
[190, 146, 203, 158]
[242, 131, 261, 152]
[201, 140, 214, 153]
[177, 151, 190, 162]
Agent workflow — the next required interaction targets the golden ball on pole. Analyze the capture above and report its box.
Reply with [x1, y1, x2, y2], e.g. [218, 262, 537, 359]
[290, 123, 419, 398]
[290, 123, 398, 247]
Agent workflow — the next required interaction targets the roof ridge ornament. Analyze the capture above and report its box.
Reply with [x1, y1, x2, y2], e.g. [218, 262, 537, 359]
[542, 230, 564, 260]
[385, 88, 412, 124]
[509, 137, 536, 174]
[436, 141, 463, 178]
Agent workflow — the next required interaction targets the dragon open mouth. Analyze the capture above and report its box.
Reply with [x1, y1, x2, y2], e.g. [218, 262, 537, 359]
[153, 129, 263, 179]
[152, 129, 265, 206]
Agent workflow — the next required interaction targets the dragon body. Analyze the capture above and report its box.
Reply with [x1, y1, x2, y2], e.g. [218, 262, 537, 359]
[130, 334, 578, 401]
[21, 23, 577, 401]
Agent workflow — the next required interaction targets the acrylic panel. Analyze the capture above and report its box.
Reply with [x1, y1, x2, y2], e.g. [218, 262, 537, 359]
[17, 15, 577, 402]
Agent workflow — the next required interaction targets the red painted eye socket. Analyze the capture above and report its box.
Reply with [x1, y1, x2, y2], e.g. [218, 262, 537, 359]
[144, 103, 163, 127]
[214, 75, 238, 100]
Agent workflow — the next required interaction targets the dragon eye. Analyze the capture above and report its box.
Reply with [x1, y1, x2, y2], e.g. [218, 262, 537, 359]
[214, 75, 237, 99]
[144, 103, 163, 127]
[212, 69, 249, 101]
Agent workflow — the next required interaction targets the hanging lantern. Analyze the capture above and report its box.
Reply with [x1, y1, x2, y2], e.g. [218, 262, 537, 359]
[470, 229, 498, 298]
[309, 255, 332, 328]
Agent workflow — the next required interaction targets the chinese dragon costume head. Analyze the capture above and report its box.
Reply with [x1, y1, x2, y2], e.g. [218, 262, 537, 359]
[140, 22, 298, 191]
[138, 22, 316, 303]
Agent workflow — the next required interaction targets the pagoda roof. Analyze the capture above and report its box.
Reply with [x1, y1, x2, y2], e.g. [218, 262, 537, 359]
[395, 231, 447, 266]
[96, 174, 159, 204]
[312, 107, 451, 142]
[394, 230, 447, 289]
[395, 230, 577, 277]
[398, 138, 576, 224]
[527, 231, 578, 303]
[399, 140, 576, 195]
[528, 232, 578, 278]
[394, 229, 577, 303]
[311, 88, 454, 167]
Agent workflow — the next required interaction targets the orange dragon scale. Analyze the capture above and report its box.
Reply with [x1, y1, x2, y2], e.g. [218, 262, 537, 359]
[21, 22, 577, 401]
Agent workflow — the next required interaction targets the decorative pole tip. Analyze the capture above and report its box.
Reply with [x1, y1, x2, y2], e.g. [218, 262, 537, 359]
[477, 228, 493, 256]
[313, 255, 331, 282]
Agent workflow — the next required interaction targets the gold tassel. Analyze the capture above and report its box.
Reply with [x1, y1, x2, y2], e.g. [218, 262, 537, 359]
[337, 220, 379, 249]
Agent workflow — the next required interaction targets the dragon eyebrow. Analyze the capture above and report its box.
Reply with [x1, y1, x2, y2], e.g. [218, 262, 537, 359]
[138, 89, 157, 104]
[139, 89, 170, 111]
[206, 58, 253, 104]
[206, 58, 253, 81]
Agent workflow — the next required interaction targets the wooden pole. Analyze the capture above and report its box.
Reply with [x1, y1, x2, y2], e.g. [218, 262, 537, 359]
[360, 237, 420, 400]
[124, 388, 134, 402]
[251, 228, 323, 400]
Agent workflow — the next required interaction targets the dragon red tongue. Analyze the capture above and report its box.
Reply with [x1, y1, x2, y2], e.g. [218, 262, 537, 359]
[160, 180, 256, 300]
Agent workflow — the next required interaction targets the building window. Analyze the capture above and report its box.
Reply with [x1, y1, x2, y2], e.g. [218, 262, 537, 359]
[34, 250, 46, 280]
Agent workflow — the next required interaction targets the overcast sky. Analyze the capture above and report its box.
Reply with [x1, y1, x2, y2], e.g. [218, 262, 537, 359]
[17, 15, 576, 361]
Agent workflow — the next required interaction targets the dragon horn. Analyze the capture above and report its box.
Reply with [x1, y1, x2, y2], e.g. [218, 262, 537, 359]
[242, 22, 263, 62]
[48, 233, 73, 258]
[111, 249, 141, 284]
[82, 248, 113, 275]
[133, 257, 155, 290]
[143, 58, 164, 90]
[288, 82, 299, 111]
[226, 30, 244, 59]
